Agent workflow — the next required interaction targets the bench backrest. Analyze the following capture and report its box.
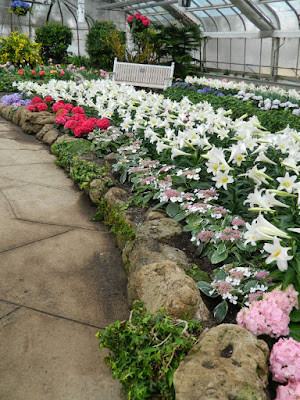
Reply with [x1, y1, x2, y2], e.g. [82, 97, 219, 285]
[112, 58, 175, 89]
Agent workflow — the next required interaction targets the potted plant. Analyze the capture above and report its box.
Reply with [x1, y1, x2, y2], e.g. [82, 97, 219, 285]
[9, 1, 32, 16]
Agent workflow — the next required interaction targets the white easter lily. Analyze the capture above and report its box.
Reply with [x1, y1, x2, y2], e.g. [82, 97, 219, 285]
[212, 171, 234, 190]
[240, 166, 273, 186]
[263, 237, 293, 271]
[276, 172, 297, 193]
[255, 151, 277, 165]
[288, 228, 300, 233]
[255, 214, 290, 239]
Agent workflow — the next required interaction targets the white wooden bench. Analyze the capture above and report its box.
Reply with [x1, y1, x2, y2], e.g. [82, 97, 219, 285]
[109, 58, 175, 90]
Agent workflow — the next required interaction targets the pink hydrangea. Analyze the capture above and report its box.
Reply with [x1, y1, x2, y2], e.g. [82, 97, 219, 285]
[276, 381, 300, 400]
[55, 115, 67, 125]
[96, 118, 110, 130]
[263, 286, 298, 315]
[44, 96, 53, 103]
[236, 285, 298, 338]
[197, 230, 214, 243]
[232, 218, 246, 227]
[140, 176, 155, 185]
[270, 338, 300, 383]
[36, 103, 48, 112]
[74, 126, 84, 137]
[72, 106, 85, 114]
[31, 96, 43, 105]
[255, 271, 270, 280]
[81, 119, 96, 134]
[63, 103, 74, 111]
[212, 281, 233, 295]
[52, 101, 65, 113]
[248, 291, 263, 303]
[64, 120, 78, 130]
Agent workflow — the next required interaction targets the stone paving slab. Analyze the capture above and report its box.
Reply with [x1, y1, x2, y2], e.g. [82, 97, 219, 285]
[0, 137, 42, 150]
[0, 229, 129, 326]
[0, 149, 55, 166]
[0, 217, 70, 253]
[2, 184, 102, 230]
[0, 301, 19, 319]
[0, 176, 28, 190]
[0, 162, 77, 190]
[0, 307, 125, 400]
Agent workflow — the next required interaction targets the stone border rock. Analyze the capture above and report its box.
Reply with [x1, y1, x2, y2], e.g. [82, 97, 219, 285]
[0, 104, 271, 399]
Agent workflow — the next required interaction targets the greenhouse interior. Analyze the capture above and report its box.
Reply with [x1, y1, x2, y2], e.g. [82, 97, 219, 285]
[0, 1, 300, 400]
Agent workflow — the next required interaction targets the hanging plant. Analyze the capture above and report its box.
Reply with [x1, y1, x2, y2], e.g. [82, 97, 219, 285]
[127, 13, 150, 34]
[9, 1, 32, 16]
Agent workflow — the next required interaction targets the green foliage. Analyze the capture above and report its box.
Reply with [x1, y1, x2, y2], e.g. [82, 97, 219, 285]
[86, 21, 124, 70]
[152, 24, 203, 79]
[35, 23, 73, 64]
[97, 301, 202, 400]
[51, 140, 109, 189]
[67, 53, 91, 68]
[51, 140, 95, 168]
[182, 264, 210, 283]
[0, 74, 15, 92]
[93, 198, 135, 243]
[70, 158, 108, 189]
[0, 31, 42, 67]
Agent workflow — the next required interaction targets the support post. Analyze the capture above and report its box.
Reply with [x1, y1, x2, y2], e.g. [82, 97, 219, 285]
[270, 37, 280, 81]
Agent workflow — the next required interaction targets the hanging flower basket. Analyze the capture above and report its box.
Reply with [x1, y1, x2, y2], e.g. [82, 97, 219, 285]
[9, 1, 32, 16]
[127, 13, 150, 34]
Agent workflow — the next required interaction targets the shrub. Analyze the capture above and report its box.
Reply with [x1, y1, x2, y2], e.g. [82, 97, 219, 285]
[97, 301, 201, 400]
[0, 31, 42, 67]
[85, 21, 124, 70]
[152, 24, 203, 79]
[35, 23, 73, 64]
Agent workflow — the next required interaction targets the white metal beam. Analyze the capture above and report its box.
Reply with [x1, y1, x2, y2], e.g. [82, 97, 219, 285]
[204, 30, 300, 39]
[230, 0, 276, 31]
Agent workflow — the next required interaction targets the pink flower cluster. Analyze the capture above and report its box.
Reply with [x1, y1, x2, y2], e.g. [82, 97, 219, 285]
[237, 285, 299, 338]
[197, 230, 214, 243]
[127, 13, 150, 27]
[27, 96, 53, 112]
[270, 338, 300, 400]
[220, 227, 241, 242]
[270, 338, 300, 383]
[51, 100, 110, 138]
[276, 381, 300, 400]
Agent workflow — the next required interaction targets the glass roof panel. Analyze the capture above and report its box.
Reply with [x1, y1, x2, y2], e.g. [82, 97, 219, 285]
[191, 0, 211, 6]
[205, 9, 222, 17]
[268, 2, 294, 12]
[208, 0, 227, 5]
[289, 1, 300, 11]
[220, 7, 238, 16]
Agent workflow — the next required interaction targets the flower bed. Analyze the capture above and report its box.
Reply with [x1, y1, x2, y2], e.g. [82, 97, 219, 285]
[3, 80, 300, 398]
[174, 81, 300, 115]
[164, 83, 300, 132]
[185, 75, 300, 103]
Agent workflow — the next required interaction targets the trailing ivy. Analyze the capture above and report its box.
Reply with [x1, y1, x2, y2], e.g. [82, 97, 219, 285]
[97, 301, 202, 400]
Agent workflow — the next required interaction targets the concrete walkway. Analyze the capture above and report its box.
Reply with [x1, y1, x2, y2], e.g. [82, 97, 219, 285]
[0, 116, 129, 399]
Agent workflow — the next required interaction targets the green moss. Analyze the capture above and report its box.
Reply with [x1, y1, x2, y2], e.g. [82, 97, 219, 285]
[228, 383, 262, 400]
[182, 264, 210, 283]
